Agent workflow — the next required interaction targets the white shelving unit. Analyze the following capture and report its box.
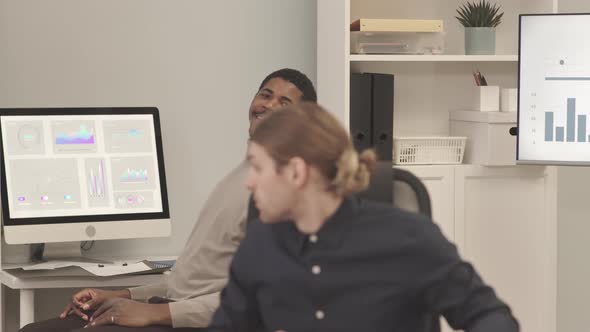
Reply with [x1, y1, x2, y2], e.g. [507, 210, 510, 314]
[349, 54, 519, 62]
[317, 1, 558, 331]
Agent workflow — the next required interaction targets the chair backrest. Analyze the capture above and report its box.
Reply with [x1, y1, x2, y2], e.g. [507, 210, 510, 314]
[358, 161, 432, 218]
[392, 167, 432, 218]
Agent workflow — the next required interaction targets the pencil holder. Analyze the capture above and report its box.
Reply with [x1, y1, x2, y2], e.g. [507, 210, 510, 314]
[472, 85, 500, 112]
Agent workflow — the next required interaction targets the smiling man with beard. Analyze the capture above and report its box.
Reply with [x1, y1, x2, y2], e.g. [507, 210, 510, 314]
[248, 69, 317, 136]
[20, 68, 316, 332]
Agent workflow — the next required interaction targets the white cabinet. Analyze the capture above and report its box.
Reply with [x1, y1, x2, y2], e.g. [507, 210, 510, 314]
[399, 165, 455, 241]
[454, 166, 557, 332]
[402, 165, 557, 332]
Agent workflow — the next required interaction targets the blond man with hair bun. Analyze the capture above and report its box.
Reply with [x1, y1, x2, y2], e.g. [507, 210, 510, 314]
[208, 102, 519, 332]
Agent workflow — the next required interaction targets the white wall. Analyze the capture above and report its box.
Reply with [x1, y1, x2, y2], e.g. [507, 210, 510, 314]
[0, 0, 316, 329]
[552, 3, 590, 332]
[556, 166, 590, 332]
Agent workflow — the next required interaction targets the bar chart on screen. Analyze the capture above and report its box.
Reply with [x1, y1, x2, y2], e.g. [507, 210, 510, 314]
[543, 97, 590, 143]
[85, 158, 109, 207]
[520, 84, 590, 163]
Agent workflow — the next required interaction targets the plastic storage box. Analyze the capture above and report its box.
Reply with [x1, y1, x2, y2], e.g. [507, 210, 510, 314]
[393, 136, 466, 165]
[449, 110, 517, 165]
[351, 31, 445, 54]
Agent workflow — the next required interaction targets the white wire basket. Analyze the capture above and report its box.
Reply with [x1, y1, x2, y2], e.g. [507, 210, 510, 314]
[393, 136, 467, 165]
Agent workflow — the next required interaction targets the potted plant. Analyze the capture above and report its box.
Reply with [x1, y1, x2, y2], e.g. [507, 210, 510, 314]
[456, 0, 503, 55]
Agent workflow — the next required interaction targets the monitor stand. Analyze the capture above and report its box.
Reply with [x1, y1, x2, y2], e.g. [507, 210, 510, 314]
[34, 242, 107, 263]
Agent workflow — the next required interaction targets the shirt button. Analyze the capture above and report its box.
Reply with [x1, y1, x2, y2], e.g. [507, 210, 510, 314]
[315, 310, 325, 320]
[312, 265, 321, 275]
[309, 234, 318, 243]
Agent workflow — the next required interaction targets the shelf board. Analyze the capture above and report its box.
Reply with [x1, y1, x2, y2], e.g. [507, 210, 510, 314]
[349, 54, 518, 62]
[393, 164, 517, 168]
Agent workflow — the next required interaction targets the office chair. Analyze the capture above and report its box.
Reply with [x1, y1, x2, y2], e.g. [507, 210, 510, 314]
[392, 167, 440, 332]
[391, 167, 432, 218]
[359, 160, 432, 217]
[360, 162, 439, 332]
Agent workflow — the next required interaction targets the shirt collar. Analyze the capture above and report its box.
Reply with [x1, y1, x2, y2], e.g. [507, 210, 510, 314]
[272, 196, 359, 253]
[313, 196, 358, 248]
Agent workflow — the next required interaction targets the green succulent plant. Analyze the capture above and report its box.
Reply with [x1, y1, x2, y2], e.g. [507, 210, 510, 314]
[456, 0, 504, 27]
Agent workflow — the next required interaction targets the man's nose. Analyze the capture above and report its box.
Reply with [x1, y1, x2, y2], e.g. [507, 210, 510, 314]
[263, 97, 280, 110]
[245, 176, 255, 192]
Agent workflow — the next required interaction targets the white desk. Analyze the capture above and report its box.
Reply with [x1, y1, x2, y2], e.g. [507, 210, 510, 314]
[0, 267, 166, 330]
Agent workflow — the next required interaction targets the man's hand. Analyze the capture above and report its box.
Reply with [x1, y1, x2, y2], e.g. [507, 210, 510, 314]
[87, 298, 171, 328]
[60, 288, 130, 321]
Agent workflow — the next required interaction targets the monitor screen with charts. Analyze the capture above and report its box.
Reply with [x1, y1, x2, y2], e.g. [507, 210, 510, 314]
[518, 13, 590, 165]
[0, 107, 170, 244]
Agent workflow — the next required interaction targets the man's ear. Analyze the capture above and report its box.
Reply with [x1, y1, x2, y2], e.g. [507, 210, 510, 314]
[287, 157, 308, 188]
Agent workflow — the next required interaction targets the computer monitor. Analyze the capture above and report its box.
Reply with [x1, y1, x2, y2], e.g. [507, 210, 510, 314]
[518, 13, 590, 165]
[0, 107, 171, 245]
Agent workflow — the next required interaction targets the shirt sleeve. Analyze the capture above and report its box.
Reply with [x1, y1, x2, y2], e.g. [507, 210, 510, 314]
[168, 291, 221, 328]
[414, 219, 520, 332]
[130, 283, 223, 328]
[128, 277, 169, 301]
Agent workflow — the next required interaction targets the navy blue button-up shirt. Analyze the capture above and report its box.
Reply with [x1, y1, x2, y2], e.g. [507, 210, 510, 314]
[208, 197, 518, 332]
